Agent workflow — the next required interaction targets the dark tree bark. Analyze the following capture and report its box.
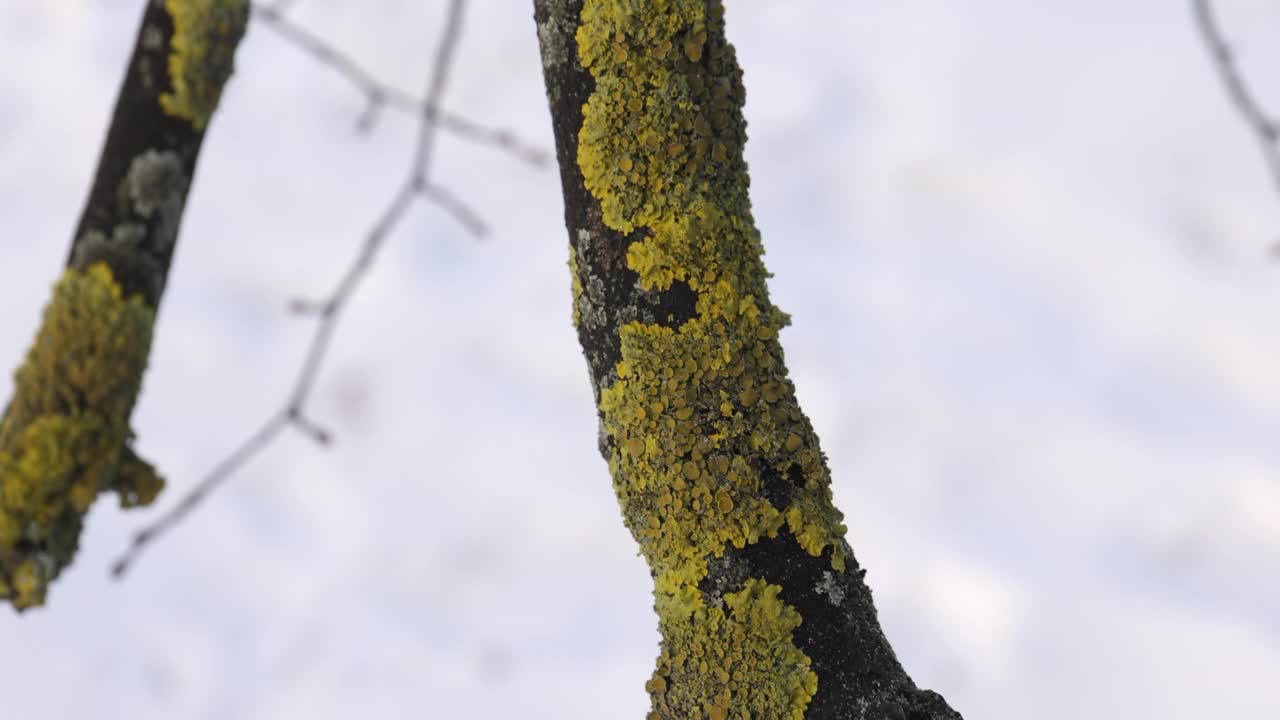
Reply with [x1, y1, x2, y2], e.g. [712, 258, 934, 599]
[533, 1, 963, 717]
[0, 0, 248, 610]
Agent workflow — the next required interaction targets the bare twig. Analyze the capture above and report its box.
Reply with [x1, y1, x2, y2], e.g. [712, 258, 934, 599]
[1193, 0, 1280, 210]
[420, 183, 490, 239]
[252, 2, 549, 167]
[113, 0, 472, 577]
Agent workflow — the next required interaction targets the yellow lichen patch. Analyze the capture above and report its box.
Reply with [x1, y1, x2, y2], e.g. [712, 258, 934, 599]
[160, 0, 250, 129]
[648, 579, 818, 720]
[0, 263, 161, 609]
[576, 0, 849, 715]
[568, 241, 584, 327]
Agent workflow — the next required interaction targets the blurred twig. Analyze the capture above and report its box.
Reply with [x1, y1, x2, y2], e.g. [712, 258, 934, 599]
[1193, 0, 1280, 242]
[252, 2, 549, 167]
[114, 0, 477, 577]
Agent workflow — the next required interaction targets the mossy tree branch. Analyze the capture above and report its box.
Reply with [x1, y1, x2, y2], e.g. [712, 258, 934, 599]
[0, 0, 249, 611]
[533, 1, 962, 717]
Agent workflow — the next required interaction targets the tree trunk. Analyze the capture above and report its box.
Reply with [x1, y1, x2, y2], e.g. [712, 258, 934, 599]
[533, 1, 963, 717]
[0, 0, 248, 610]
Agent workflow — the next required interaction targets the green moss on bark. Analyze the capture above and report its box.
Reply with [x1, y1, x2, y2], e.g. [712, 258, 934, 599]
[160, 0, 249, 129]
[0, 264, 161, 610]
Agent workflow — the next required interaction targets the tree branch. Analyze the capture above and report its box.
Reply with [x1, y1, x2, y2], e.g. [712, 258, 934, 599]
[252, 2, 549, 167]
[0, 0, 251, 610]
[533, 1, 962, 716]
[1193, 0, 1280, 214]
[114, 0, 478, 577]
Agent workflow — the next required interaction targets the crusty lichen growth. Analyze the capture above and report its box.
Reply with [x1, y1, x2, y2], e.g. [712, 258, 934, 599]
[0, 263, 162, 610]
[576, 0, 847, 716]
[568, 238, 585, 327]
[647, 579, 819, 720]
[160, 0, 249, 129]
[123, 149, 188, 250]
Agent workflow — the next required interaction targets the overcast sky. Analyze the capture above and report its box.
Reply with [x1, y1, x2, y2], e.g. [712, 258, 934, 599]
[1, 2, 1279, 718]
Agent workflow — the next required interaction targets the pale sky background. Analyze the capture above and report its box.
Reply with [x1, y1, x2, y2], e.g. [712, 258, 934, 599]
[2, 1, 1280, 718]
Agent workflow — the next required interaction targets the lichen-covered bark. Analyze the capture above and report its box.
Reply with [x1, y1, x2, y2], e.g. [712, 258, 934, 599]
[0, 0, 248, 611]
[70, 0, 248, 303]
[533, 1, 963, 717]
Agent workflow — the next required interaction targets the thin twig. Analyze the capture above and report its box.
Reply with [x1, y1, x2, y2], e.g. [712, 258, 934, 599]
[1193, 0, 1280, 208]
[252, 2, 549, 167]
[113, 0, 471, 578]
[420, 183, 489, 239]
[111, 412, 289, 576]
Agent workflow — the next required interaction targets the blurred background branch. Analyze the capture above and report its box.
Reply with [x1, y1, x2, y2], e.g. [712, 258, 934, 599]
[114, 0, 535, 576]
[253, 1, 548, 165]
[1193, 0, 1280, 250]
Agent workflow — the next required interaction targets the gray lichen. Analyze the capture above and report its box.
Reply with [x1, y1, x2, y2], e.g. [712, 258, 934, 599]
[535, 1, 579, 105]
[71, 225, 144, 266]
[71, 224, 165, 301]
[142, 23, 164, 51]
[121, 149, 188, 252]
[537, 11, 574, 72]
[138, 23, 166, 93]
[571, 231, 609, 333]
[816, 570, 846, 607]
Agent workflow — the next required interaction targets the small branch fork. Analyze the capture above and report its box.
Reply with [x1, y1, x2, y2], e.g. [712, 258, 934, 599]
[1193, 0, 1280, 217]
[253, 1, 549, 166]
[113, 0, 513, 576]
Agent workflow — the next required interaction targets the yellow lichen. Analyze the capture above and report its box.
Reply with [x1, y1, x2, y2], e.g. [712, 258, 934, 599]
[160, 0, 250, 129]
[648, 579, 818, 720]
[575, 0, 849, 716]
[0, 263, 162, 610]
[568, 242, 584, 327]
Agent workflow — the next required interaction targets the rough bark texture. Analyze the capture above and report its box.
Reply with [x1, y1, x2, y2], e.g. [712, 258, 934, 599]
[533, 1, 963, 718]
[0, 0, 248, 610]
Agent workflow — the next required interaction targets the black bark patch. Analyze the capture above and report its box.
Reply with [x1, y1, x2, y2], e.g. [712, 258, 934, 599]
[68, 2, 216, 306]
[760, 462, 792, 511]
[708, 532, 958, 719]
[640, 277, 698, 329]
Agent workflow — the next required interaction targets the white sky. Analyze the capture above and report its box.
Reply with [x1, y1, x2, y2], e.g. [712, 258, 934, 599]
[1, 2, 1279, 718]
